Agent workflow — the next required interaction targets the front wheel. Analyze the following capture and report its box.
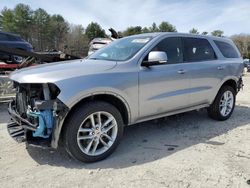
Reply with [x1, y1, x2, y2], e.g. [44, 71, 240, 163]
[207, 85, 236, 121]
[63, 101, 124, 162]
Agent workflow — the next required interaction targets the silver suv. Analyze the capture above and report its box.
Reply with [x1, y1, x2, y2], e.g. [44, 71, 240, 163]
[8, 33, 244, 162]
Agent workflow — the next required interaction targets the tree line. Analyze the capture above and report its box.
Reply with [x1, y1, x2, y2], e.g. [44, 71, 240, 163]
[0, 4, 249, 58]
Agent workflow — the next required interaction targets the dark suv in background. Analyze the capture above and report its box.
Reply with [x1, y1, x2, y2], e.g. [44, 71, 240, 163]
[0, 31, 33, 64]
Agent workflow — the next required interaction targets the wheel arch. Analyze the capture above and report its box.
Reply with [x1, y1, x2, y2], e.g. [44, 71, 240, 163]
[66, 93, 131, 125]
[52, 92, 131, 148]
[208, 79, 237, 121]
[210, 78, 238, 105]
[220, 79, 237, 92]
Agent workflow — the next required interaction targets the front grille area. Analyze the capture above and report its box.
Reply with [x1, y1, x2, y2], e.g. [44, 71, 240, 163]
[8, 82, 65, 147]
[14, 82, 45, 116]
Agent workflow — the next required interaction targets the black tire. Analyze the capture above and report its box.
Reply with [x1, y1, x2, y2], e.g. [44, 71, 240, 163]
[11, 55, 23, 64]
[63, 101, 124, 162]
[207, 85, 236, 121]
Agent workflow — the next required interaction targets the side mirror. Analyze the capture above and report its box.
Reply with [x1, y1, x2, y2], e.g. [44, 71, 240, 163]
[141, 51, 168, 67]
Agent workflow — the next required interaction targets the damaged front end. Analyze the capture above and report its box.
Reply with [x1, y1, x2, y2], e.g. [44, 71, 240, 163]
[8, 82, 68, 148]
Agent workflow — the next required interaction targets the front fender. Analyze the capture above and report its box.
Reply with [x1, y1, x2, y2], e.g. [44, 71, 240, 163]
[51, 89, 132, 149]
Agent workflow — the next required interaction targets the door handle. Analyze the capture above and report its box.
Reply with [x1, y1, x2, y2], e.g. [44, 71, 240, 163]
[217, 66, 224, 70]
[177, 69, 186, 74]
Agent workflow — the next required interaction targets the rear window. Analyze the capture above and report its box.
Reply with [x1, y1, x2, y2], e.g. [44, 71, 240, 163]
[183, 38, 216, 62]
[214, 40, 239, 58]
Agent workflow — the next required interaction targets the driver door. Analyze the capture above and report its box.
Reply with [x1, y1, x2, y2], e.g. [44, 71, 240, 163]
[138, 37, 190, 119]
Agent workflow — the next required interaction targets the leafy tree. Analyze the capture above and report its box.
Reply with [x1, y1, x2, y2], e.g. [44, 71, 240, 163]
[158, 21, 176, 32]
[202, 31, 208, 35]
[0, 14, 3, 30]
[189, 28, 199, 34]
[13, 4, 32, 40]
[123, 21, 177, 36]
[123, 26, 142, 36]
[49, 15, 69, 50]
[1, 8, 16, 32]
[66, 24, 88, 56]
[211, 30, 224, 37]
[32, 8, 51, 50]
[231, 34, 250, 58]
[85, 22, 105, 40]
[142, 27, 150, 33]
[149, 22, 159, 32]
[0, 4, 71, 52]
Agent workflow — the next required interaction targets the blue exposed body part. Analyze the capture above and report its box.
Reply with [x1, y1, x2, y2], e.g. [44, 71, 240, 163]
[27, 109, 54, 138]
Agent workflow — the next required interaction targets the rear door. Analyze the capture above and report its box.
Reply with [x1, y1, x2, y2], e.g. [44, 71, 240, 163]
[182, 37, 223, 106]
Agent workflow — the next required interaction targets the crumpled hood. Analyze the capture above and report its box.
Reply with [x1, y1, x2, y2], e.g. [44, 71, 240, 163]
[10, 59, 117, 83]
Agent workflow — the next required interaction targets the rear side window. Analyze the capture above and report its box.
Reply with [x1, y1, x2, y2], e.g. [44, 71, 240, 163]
[183, 38, 216, 62]
[214, 40, 239, 58]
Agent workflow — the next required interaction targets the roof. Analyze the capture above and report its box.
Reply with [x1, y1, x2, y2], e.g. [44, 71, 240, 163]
[0, 31, 21, 38]
[129, 32, 232, 42]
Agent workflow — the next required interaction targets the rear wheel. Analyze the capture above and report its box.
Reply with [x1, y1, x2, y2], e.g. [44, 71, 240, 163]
[207, 85, 236, 121]
[63, 101, 124, 162]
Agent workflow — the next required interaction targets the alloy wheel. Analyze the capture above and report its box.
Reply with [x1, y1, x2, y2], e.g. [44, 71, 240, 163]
[77, 111, 118, 156]
[219, 90, 234, 117]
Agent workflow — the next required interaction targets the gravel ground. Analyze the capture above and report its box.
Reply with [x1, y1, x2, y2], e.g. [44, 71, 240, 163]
[0, 74, 250, 188]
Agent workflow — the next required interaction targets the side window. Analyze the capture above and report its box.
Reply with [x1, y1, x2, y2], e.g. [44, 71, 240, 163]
[0, 33, 9, 41]
[214, 40, 239, 58]
[183, 38, 216, 62]
[149, 37, 183, 64]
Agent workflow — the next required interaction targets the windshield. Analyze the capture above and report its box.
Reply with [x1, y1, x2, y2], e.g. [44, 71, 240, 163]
[88, 36, 152, 61]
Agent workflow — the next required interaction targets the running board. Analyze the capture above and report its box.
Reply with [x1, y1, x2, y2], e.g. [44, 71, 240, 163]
[135, 103, 209, 124]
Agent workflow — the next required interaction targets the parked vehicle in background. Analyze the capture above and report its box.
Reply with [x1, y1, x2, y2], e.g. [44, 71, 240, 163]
[88, 38, 112, 55]
[0, 31, 33, 64]
[243, 59, 250, 72]
[8, 33, 244, 162]
[87, 28, 122, 56]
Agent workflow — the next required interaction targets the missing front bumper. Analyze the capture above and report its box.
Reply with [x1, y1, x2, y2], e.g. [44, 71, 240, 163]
[7, 121, 26, 143]
[7, 99, 69, 148]
[7, 101, 37, 144]
[8, 101, 37, 131]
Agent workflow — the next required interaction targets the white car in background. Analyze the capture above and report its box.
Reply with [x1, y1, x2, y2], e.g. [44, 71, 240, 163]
[88, 38, 112, 55]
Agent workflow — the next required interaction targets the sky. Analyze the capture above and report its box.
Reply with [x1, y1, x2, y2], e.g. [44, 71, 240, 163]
[0, 0, 250, 36]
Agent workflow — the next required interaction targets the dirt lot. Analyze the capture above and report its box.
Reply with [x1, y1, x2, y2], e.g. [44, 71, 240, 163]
[0, 74, 250, 188]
